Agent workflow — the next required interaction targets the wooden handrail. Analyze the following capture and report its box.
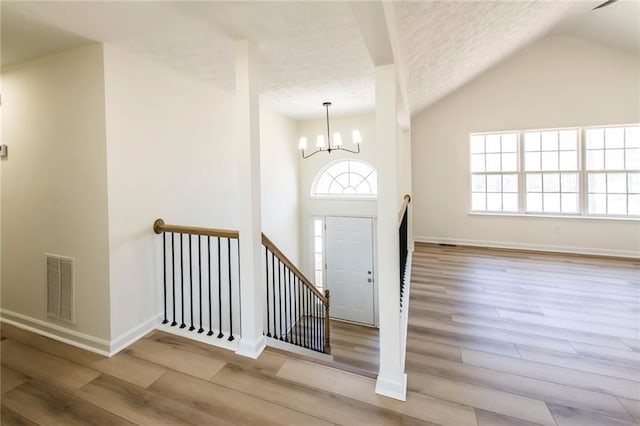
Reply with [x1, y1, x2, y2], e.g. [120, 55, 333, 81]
[398, 194, 411, 225]
[261, 233, 328, 304]
[153, 219, 239, 239]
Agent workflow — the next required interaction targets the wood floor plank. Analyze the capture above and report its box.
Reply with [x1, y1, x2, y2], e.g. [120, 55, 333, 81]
[406, 350, 633, 421]
[1, 339, 100, 392]
[516, 345, 640, 382]
[277, 358, 478, 426]
[34, 338, 168, 388]
[1, 365, 29, 394]
[406, 370, 557, 425]
[406, 336, 463, 363]
[407, 324, 522, 357]
[3, 380, 133, 425]
[76, 373, 221, 425]
[569, 341, 640, 367]
[474, 409, 540, 426]
[617, 397, 640, 423]
[123, 337, 226, 380]
[497, 309, 640, 340]
[211, 362, 432, 425]
[410, 316, 579, 353]
[150, 370, 333, 426]
[547, 402, 639, 426]
[0, 404, 38, 426]
[461, 348, 640, 400]
[145, 331, 287, 376]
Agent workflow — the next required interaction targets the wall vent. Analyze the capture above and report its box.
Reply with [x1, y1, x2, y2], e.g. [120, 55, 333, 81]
[46, 254, 75, 323]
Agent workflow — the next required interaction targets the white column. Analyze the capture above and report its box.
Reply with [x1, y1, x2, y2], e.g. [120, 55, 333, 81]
[375, 64, 407, 401]
[235, 39, 266, 359]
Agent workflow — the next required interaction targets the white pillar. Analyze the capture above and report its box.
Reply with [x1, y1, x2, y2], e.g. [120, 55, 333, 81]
[235, 39, 266, 359]
[375, 64, 407, 401]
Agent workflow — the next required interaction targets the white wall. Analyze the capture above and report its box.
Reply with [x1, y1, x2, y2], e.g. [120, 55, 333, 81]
[1, 44, 112, 342]
[297, 113, 377, 279]
[102, 45, 242, 343]
[260, 108, 300, 263]
[412, 35, 640, 256]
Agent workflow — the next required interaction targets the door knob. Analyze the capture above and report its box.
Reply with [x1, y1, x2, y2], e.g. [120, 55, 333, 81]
[367, 278, 372, 283]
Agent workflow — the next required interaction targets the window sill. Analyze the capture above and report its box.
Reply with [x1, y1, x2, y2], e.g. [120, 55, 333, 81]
[468, 212, 640, 222]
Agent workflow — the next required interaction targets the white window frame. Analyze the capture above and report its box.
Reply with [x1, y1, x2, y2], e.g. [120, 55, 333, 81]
[469, 123, 640, 221]
[522, 127, 581, 215]
[469, 131, 520, 213]
[584, 124, 640, 218]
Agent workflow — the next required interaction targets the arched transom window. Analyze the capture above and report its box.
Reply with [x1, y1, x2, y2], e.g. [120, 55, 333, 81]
[312, 160, 377, 197]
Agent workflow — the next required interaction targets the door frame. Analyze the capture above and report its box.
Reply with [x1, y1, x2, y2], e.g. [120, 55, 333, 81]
[311, 214, 379, 327]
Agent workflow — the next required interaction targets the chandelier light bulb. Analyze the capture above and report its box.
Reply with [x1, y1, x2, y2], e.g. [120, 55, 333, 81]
[352, 129, 363, 144]
[298, 137, 308, 150]
[316, 135, 326, 148]
[333, 132, 343, 146]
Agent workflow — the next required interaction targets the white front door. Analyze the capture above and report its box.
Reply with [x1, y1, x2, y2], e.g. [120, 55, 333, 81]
[325, 216, 374, 325]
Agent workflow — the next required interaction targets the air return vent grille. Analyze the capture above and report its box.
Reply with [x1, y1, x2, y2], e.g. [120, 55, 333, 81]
[46, 254, 75, 323]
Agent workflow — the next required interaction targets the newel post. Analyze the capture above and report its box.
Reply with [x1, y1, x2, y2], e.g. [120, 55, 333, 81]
[324, 289, 331, 354]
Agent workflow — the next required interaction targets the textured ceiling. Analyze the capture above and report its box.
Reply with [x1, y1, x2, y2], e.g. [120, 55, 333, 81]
[392, 1, 579, 115]
[1, 1, 374, 119]
[1, 1, 635, 121]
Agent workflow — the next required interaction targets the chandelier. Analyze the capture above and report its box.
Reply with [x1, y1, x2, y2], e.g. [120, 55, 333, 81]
[298, 102, 362, 159]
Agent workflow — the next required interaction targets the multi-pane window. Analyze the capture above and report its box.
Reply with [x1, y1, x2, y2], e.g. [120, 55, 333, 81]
[523, 129, 579, 214]
[586, 126, 640, 216]
[313, 218, 324, 290]
[313, 160, 377, 197]
[470, 132, 519, 212]
[469, 124, 639, 218]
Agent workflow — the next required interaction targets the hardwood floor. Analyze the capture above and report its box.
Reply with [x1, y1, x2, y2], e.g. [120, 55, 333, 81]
[406, 243, 640, 426]
[1, 243, 638, 425]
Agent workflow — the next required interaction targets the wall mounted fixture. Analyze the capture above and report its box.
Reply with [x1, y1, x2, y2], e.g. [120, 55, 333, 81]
[299, 102, 362, 159]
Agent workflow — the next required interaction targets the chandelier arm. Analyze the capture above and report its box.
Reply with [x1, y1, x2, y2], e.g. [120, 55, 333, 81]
[336, 145, 361, 155]
[301, 148, 326, 159]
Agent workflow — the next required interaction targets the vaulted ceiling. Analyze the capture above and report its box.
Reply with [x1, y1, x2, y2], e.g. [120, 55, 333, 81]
[2, 1, 638, 120]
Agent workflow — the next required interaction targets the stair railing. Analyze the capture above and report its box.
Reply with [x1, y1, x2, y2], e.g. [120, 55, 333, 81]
[398, 194, 411, 309]
[153, 219, 240, 342]
[262, 233, 331, 354]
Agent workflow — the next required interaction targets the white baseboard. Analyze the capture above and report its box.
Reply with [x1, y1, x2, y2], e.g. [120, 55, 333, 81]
[110, 313, 163, 355]
[236, 335, 266, 359]
[0, 309, 111, 356]
[415, 236, 640, 259]
[375, 373, 407, 401]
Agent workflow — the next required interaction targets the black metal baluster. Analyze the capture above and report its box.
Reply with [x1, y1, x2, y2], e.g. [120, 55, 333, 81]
[228, 238, 234, 341]
[217, 237, 223, 339]
[208, 236, 213, 336]
[288, 271, 293, 343]
[304, 286, 309, 349]
[283, 266, 289, 342]
[180, 233, 186, 329]
[171, 233, 177, 327]
[265, 248, 271, 337]
[278, 260, 283, 340]
[189, 235, 195, 331]
[162, 232, 168, 324]
[315, 296, 323, 352]
[313, 293, 317, 351]
[272, 252, 277, 339]
[198, 236, 204, 333]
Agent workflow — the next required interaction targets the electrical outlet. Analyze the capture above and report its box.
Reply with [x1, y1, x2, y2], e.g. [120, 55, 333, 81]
[0, 144, 7, 158]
